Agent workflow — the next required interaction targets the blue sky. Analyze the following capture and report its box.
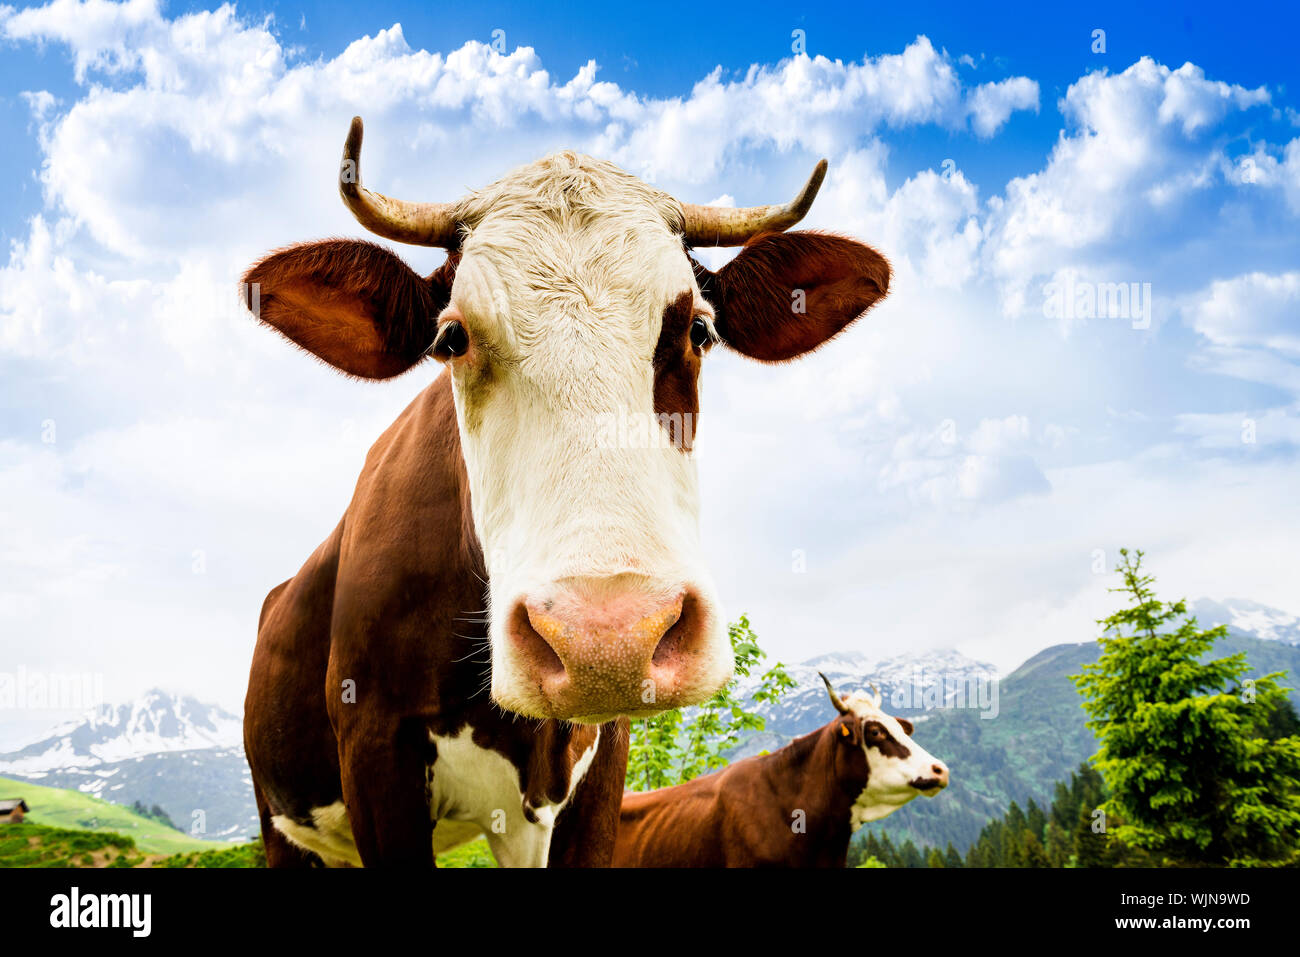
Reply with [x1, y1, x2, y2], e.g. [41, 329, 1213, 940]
[1, 0, 1299, 740]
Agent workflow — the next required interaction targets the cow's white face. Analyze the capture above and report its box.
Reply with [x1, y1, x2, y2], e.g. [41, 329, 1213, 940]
[443, 153, 731, 721]
[843, 692, 949, 826]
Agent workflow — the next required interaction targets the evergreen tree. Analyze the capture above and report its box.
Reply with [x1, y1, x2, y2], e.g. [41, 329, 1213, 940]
[1049, 779, 1073, 833]
[1022, 830, 1050, 867]
[1025, 798, 1046, 841]
[899, 839, 923, 869]
[1073, 549, 1300, 866]
[1044, 819, 1071, 868]
[1262, 697, 1300, 740]
[1072, 805, 1106, 868]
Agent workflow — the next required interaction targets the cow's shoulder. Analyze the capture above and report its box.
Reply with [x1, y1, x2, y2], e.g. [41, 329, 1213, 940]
[339, 370, 476, 573]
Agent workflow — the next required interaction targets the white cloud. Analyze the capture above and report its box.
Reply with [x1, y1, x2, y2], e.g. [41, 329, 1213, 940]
[967, 75, 1039, 137]
[1191, 271, 1300, 357]
[985, 57, 1271, 307]
[2, 0, 167, 81]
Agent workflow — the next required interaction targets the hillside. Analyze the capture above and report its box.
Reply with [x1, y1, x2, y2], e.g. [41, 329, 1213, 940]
[0, 774, 217, 856]
[866, 641, 1100, 852]
[0, 783, 490, 867]
[0, 820, 148, 867]
[6, 747, 256, 841]
[862, 632, 1300, 852]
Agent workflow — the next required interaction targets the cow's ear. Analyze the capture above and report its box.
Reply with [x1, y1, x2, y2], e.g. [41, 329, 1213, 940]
[694, 231, 889, 362]
[242, 239, 456, 379]
[837, 717, 862, 745]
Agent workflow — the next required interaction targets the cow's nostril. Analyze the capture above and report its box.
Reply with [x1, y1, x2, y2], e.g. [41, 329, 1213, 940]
[650, 592, 698, 669]
[933, 764, 946, 776]
[510, 602, 566, 680]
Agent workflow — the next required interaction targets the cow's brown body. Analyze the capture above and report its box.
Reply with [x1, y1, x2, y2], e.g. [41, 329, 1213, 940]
[614, 723, 864, 868]
[613, 683, 948, 868]
[244, 373, 628, 867]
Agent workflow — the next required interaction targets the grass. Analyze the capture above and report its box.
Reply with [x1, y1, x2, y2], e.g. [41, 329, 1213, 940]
[1, 820, 496, 868]
[0, 820, 148, 867]
[154, 840, 268, 868]
[437, 838, 496, 868]
[0, 774, 501, 867]
[0, 775, 223, 855]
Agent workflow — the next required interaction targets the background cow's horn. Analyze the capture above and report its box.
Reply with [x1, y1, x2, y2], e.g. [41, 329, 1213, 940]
[819, 671, 851, 715]
[680, 159, 828, 247]
[339, 116, 459, 247]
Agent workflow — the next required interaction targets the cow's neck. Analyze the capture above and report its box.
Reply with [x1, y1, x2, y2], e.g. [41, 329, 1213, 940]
[764, 724, 866, 866]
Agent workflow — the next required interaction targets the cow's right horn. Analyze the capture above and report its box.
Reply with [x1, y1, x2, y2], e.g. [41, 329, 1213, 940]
[679, 159, 827, 247]
[819, 672, 851, 715]
[338, 116, 460, 247]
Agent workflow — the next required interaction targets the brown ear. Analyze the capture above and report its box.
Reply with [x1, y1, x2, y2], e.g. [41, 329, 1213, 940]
[695, 231, 889, 362]
[242, 239, 456, 379]
[837, 717, 862, 745]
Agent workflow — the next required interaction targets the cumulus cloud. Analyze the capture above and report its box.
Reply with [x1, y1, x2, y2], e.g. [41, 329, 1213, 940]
[1, 6, 1039, 266]
[1, 0, 167, 81]
[984, 58, 1271, 311]
[1191, 271, 1300, 356]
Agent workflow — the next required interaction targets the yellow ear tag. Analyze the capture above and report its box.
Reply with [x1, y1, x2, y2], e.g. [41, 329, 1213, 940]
[840, 724, 850, 737]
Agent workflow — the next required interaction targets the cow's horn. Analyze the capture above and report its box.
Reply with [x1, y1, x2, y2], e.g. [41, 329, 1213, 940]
[339, 116, 459, 247]
[819, 672, 851, 715]
[868, 682, 882, 709]
[680, 159, 827, 247]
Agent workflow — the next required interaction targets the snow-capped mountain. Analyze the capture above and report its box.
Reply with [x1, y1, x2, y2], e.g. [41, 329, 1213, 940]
[734, 647, 999, 745]
[0, 688, 242, 774]
[1192, 598, 1300, 647]
[0, 689, 256, 841]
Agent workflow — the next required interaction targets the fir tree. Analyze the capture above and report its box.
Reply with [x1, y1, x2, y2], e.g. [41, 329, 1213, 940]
[1073, 549, 1300, 866]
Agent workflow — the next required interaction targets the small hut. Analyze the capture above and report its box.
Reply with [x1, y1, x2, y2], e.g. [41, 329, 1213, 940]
[0, 799, 29, 823]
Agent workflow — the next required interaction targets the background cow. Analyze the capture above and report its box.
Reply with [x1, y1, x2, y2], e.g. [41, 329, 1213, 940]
[242, 117, 891, 867]
[613, 674, 947, 867]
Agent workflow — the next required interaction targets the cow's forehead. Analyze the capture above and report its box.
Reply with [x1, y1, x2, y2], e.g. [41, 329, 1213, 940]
[455, 150, 685, 237]
[449, 152, 697, 353]
[842, 691, 896, 727]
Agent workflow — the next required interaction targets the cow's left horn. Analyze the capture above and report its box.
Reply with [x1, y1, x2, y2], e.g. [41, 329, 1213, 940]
[680, 159, 827, 247]
[819, 672, 851, 715]
[339, 116, 460, 247]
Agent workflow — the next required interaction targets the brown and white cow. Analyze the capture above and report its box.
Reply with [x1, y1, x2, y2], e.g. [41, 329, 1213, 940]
[241, 117, 891, 867]
[613, 674, 948, 867]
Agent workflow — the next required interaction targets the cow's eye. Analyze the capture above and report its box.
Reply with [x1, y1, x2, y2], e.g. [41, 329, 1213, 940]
[689, 316, 713, 351]
[431, 319, 469, 360]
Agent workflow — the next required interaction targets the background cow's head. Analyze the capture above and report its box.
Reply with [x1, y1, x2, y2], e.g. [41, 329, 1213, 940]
[243, 117, 890, 722]
[820, 674, 949, 825]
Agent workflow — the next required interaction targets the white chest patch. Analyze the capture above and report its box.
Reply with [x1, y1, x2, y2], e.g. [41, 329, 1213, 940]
[271, 725, 599, 868]
[427, 725, 599, 867]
